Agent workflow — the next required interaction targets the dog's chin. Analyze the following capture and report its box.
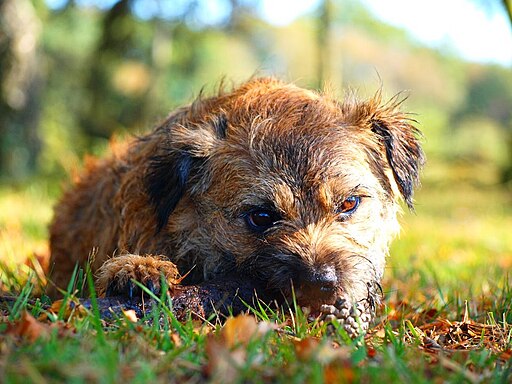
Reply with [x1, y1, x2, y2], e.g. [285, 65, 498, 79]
[275, 279, 381, 315]
[296, 288, 339, 310]
[273, 282, 339, 311]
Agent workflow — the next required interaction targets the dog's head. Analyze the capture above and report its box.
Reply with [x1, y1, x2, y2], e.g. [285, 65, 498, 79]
[145, 78, 424, 308]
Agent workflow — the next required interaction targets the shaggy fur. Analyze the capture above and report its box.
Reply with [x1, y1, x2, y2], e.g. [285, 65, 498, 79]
[48, 78, 423, 315]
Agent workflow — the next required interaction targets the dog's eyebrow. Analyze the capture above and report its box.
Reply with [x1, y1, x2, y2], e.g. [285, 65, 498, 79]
[340, 184, 373, 199]
[351, 184, 372, 195]
[239, 200, 278, 213]
[231, 198, 282, 218]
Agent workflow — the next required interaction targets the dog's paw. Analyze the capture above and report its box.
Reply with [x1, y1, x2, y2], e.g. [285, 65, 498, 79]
[320, 298, 373, 338]
[96, 254, 179, 298]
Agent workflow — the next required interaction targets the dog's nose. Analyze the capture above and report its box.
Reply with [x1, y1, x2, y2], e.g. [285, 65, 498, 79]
[303, 266, 338, 293]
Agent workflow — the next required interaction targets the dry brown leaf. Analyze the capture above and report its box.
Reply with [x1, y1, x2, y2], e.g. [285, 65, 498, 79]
[221, 315, 259, 348]
[170, 332, 182, 348]
[7, 311, 51, 342]
[122, 309, 138, 323]
[386, 300, 413, 321]
[204, 334, 245, 382]
[204, 314, 275, 381]
[323, 360, 355, 384]
[412, 310, 511, 356]
[293, 337, 320, 361]
[498, 349, 512, 362]
[40, 298, 87, 321]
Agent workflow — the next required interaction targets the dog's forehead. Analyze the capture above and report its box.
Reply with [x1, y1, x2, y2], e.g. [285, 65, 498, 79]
[226, 96, 373, 187]
[228, 85, 342, 132]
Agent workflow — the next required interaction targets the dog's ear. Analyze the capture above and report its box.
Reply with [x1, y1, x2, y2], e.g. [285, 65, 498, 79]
[145, 113, 227, 231]
[369, 100, 425, 209]
[145, 150, 196, 232]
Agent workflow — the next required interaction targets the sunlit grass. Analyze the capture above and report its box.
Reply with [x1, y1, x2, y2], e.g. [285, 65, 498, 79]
[0, 183, 55, 292]
[383, 182, 512, 328]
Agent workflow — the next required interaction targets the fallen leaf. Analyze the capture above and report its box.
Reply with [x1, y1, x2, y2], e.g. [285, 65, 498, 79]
[7, 311, 51, 342]
[221, 315, 258, 348]
[323, 360, 355, 384]
[40, 298, 87, 321]
[293, 337, 319, 361]
[374, 327, 386, 339]
[122, 309, 138, 323]
[170, 332, 182, 348]
[498, 349, 512, 362]
[367, 347, 377, 358]
[204, 334, 245, 382]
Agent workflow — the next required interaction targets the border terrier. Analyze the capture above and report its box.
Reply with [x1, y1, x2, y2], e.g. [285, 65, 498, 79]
[48, 78, 424, 334]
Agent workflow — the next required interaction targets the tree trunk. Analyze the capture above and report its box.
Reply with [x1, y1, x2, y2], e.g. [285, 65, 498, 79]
[0, 0, 43, 180]
[316, 0, 333, 89]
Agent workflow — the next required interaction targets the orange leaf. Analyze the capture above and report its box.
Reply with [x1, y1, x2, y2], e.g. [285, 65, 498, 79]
[324, 361, 355, 384]
[204, 334, 245, 381]
[41, 298, 87, 321]
[122, 309, 138, 323]
[7, 311, 51, 342]
[499, 350, 512, 361]
[221, 315, 258, 348]
[367, 347, 377, 358]
[293, 337, 320, 361]
[170, 332, 182, 348]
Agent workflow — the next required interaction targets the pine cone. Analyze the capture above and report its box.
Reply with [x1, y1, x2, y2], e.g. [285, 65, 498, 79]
[320, 297, 374, 338]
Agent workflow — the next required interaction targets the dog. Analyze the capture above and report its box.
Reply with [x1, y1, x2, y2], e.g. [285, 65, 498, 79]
[48, 77, 423, 333]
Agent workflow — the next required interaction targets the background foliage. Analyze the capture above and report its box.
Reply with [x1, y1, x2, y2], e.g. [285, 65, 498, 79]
[1, 0, 511, 185]
[0, 1, 511, 381]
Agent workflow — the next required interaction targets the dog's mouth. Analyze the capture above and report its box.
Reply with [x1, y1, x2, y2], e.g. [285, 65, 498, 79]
[289, 284, 338, 310]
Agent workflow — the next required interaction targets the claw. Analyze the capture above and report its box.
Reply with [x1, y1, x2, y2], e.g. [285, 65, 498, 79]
[106, 281, 116, 297]
[127, 280, 135, 299]
[146, 279, 156, 295]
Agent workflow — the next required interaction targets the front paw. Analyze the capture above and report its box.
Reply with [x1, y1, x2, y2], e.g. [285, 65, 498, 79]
[96, 254, 179, 299]
[320, 298, 373, 338]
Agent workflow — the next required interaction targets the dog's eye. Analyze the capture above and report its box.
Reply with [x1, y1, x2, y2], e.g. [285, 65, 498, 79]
[337, 196, 361, 216]
[245, 210, 279, 233]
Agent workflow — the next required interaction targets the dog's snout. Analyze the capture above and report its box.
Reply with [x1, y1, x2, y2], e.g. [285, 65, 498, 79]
[303, 266, 338, 293]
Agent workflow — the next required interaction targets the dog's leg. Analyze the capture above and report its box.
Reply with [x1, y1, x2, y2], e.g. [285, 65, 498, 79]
[96, 254, 180, 298]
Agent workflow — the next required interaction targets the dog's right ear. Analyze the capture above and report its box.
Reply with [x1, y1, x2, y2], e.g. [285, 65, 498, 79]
[144, 113, 227, 232]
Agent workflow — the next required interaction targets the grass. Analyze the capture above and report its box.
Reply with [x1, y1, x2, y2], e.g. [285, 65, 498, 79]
[1, 178, 511, 383]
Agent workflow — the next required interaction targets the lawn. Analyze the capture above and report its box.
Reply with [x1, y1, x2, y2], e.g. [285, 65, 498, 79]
[1, 173, 511, 383]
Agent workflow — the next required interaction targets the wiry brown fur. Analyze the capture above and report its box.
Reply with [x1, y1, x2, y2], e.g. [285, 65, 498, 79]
[48, 78, 424, 313]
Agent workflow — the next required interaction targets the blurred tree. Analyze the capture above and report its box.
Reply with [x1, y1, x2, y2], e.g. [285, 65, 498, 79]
[1, 0, 510, 186]
[502, 0, 512, 24]
[0, 0, 44, 180]
[78, 0, 262, 148]
[464, 68, 512, 126]
[472, 0, 512, 184]
[316, 0, 333, 88]
[454, 66, 512, 183]
[499, 0, 512, 184]
[79, 0, 148, 145]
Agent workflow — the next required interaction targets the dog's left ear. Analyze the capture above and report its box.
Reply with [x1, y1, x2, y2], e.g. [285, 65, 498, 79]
[145, 113, 227, 231]
[369, 101, 425, 209]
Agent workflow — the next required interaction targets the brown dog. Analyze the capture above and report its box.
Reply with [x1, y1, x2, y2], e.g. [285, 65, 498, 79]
[48, 78, 423, 333]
